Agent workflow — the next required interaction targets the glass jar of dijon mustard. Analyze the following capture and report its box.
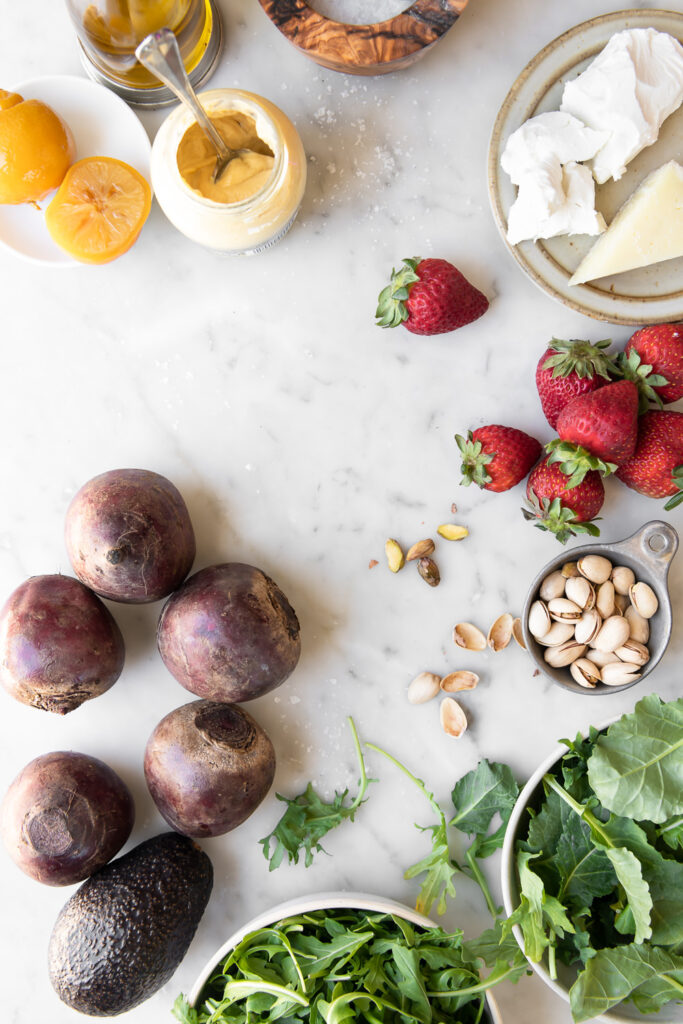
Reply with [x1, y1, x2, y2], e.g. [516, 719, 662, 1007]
[151, 89, 306, 254]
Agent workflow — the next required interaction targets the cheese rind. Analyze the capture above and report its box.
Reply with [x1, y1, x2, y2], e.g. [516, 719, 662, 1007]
[569, 160, 683, 285]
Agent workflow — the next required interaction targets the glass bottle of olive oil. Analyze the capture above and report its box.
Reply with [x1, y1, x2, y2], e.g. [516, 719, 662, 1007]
[65, 0, 216, 92]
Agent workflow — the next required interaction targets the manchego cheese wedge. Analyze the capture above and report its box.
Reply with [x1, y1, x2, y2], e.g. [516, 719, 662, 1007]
[569, 160, 683, 286]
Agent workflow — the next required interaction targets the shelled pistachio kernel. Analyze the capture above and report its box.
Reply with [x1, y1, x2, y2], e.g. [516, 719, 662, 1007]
[407, 672, 441, 704]
[417, 556, 440, 587]
[440, 697, 467, 737]
[437, 524, 468, 541]
[385, 538, 405, 573]
[406, 538, 434, 562]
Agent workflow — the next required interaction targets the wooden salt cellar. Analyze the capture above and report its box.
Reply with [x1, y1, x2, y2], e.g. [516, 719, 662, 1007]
[257, 0, 469, 75]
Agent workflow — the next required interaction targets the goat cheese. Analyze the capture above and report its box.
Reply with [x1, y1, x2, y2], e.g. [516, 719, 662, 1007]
[560, 28, 683, 184]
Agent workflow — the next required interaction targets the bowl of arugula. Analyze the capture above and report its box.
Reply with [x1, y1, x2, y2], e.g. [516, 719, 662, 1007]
[174, 891, 504, 1024]
[500, 693, 683, 1024]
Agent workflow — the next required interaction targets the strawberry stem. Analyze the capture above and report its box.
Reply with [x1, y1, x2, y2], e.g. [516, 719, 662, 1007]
[375, 257, 421, 329]
[455, 431, 494, 488]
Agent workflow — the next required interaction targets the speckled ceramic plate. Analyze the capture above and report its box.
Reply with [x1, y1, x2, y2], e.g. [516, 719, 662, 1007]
[0, 75, 151, 267]
[488, 9, 683, 325]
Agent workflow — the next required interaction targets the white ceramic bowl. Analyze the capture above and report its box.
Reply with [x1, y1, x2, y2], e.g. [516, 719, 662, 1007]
[500, 722, 683, 1024]
[189, 890, 503, 1024]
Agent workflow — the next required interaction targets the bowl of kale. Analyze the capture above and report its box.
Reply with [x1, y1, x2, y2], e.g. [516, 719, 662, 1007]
[500, 693, 683, 1024]
[173, 891, 503, 1024]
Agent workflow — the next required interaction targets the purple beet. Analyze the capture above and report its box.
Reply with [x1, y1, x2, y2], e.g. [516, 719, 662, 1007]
[1, 751, 134, 885]
[0, 574, 125, 714]
[157, 563, 301, 703]
[144, 700, 275, 838]
[64, 468, 196, 603]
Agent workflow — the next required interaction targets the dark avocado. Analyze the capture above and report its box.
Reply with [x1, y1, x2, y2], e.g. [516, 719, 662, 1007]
[48, 831, 213, 1016]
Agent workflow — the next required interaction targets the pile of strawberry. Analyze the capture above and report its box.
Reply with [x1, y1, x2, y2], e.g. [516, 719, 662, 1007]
[456, 325, 683, 543]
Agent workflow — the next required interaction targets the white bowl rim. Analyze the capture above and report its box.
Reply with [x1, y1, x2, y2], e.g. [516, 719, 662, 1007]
[189, 889, 502, 1024]
[499, 711, 683, 1024]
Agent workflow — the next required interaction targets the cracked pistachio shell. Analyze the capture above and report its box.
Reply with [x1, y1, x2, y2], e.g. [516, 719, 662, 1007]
[512, 617, 526, 649]
[440, 671, 479, 693]
[453, 622, 487, 651]
[578, 555, 613, 584]
[629, 582, 659, 619]
[548, 597, 582, 622]
[574, 608, 602, 645]
[615, 593, 630, 615]
[539, 571, 566, 601]
[600, 661, 642, 686]
[528, 600, 551, 639]
[625, 605, 650, 643]
[488, 613, 513, 651]
[536, 621, 575, 647]
[564, 576, 595, 610]
[440, 697, 467, 738]
[407, 672, 441, 704]
[611, 565, 636, 595]
[570, 658, 601, 688]
[591, 615, 631, 653]
[614, 640, 650, 666]
[544, 640, 587, 667]
[596, 580, 616, 619]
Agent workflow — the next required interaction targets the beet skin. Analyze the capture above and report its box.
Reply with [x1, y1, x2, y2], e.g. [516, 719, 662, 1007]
[0, 574, 125, 714]
[144, 700, 275, 837]
[157, 563, 301, 703]
[1, 751, 134, 885]
[65, 468, 196, 604]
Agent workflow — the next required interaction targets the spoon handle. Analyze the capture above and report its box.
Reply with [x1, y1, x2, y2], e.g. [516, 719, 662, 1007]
[135, 28, 232, 162]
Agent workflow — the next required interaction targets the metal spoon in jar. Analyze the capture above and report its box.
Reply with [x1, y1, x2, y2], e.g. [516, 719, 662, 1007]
[135, 28, 246, 183]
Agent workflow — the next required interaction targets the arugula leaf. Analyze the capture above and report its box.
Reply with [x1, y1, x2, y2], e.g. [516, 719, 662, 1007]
[172, 995, 199, 1024]
[260, 718, 371, 869]
[569, 943, 683, 1022]
[502, 851, 574, 973]
[463, 919, 529, 978]
[366, 742, 458, 917]
[187, 908, 494, 1024]
[587, 694, 683, 824]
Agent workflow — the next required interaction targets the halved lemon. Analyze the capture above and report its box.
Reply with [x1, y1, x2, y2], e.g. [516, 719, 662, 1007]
[45, 156, 151, 264]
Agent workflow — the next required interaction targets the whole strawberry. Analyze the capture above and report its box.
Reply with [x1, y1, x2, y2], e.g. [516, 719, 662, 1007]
[456, 425, 542, 492]
[546, 380, 639, 486]
[523, 456, 604, 543]
[618, 323, 683, 407]
[616, 410, 683, 509]
[536, 338, 616, 429]
[375, 257, 488, 335]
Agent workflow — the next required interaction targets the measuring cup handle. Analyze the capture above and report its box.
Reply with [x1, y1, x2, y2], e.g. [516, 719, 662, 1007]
[617, 520, 679, 574]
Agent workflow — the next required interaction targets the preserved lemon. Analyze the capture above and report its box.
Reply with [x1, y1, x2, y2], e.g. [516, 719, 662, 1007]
[45, 157, 151, 264]
[0, 91, 75, 204]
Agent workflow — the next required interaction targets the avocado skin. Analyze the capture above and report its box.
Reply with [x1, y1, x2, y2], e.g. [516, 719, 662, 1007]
[48, 831, 213, 1016]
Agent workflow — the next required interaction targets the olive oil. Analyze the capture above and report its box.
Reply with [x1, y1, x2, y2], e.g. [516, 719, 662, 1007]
[66, 0, 214, 89]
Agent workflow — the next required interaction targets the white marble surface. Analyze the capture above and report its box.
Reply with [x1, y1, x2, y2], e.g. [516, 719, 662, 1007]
[0, 1, 681, 1022]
